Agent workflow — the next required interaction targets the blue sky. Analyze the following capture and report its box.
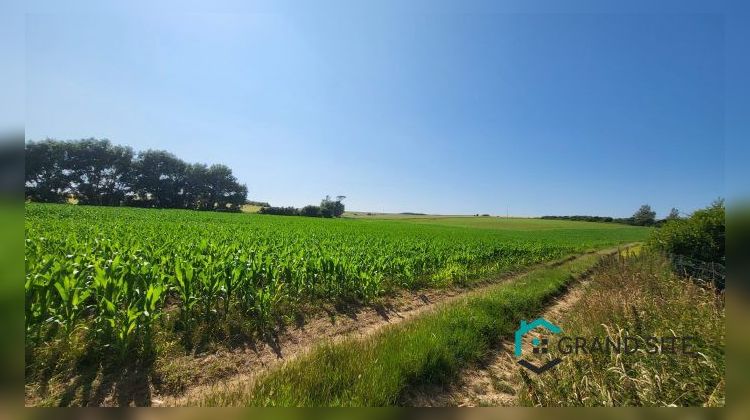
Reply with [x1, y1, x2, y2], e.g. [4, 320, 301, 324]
[17, 1, 747, 217]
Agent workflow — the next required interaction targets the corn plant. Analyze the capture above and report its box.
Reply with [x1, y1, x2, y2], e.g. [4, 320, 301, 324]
[24, 203, 648, 356]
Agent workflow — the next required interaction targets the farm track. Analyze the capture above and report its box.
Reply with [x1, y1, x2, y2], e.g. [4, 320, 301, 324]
[155, 244, 635, 407]
[401, 244, 640, 406]
[401, 259, 598, 406]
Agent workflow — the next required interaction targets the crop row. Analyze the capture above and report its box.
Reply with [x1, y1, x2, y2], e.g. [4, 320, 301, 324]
[25, 204, 639, 355]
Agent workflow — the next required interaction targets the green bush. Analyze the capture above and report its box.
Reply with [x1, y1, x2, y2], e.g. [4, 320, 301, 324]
[258, 206, 299, 216]
[300, 205, 321, 217]
[648, 200, 725, 264]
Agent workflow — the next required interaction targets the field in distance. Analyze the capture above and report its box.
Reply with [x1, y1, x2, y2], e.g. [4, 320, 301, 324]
[26, 203, 650, 339]
[240, 204, 264, 213]
[25, 203, 649, 406]
[351, 213, 639, 231]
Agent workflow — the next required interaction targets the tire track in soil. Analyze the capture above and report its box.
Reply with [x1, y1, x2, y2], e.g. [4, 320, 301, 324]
[399, 249, 627, 407]
[154, 245, 634, 406]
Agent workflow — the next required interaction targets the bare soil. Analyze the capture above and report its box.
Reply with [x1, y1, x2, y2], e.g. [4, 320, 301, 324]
[151, 252, 605, 406]
[27, 246, 631, 407]
[400, 265, 597, 406]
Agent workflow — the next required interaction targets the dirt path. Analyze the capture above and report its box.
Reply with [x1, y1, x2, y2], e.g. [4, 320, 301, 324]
[153, 246, 632, 406]
[400, 261, 600, 407]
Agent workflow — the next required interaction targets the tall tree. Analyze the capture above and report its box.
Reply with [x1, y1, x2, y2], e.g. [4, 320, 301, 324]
[632, 204, 657, 226]
[184, 163, 212, 210]
[666, 208, 681, 221]
[25, 138, 248, 212]
[131, 150, 187, 208]
[57, 138, 133, 206]
[320, 195, 346, 218]
[25, 140, 69, 202]
[204, 164, 248, 211]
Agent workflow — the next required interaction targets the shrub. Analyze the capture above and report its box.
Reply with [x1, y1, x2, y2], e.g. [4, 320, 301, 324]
[300, 205, 321, 217]
[541, 215, 621, 224]
[258, 206, 299, 216]
[257, 196, 346, 218]
[648, 199, 725, 264]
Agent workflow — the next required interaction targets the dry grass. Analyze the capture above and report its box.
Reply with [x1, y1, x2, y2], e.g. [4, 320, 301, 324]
[240, 204, 263, 213]
[518, 252, 725, 407]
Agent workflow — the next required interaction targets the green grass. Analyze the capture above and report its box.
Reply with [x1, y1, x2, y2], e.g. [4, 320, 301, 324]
[25, 203, 648, 405]
[25, 204, 648, 347]
[518, 252, 725, 407]
[194, 253, 604, 406]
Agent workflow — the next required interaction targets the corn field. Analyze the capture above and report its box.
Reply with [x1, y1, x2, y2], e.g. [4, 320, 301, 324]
[25, 203, 646, 355]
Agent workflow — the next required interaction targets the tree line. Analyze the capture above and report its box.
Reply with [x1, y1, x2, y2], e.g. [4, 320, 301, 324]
[258, 195, 346, 218]
[541, 205, 682, 227]
[25, 138, 248, 211]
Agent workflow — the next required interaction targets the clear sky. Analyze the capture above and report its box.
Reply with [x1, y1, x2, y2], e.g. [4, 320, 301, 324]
[18, 0, 747, 217]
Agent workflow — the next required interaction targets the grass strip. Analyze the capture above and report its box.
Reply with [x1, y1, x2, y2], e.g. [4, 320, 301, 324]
[518, 252, 725, 406]
[195, 253, 604, 406]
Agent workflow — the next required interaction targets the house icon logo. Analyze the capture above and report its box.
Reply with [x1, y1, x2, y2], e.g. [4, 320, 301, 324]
[514, 317, 563, 374]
